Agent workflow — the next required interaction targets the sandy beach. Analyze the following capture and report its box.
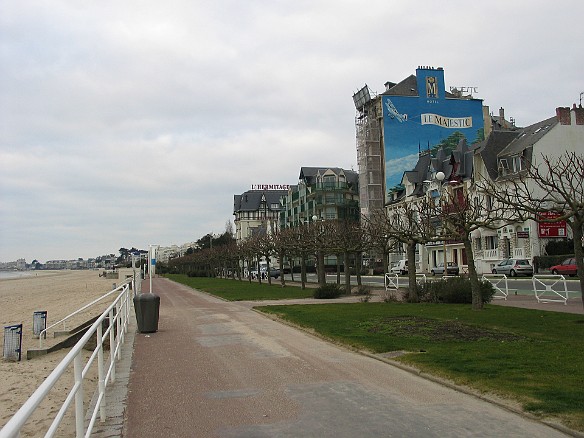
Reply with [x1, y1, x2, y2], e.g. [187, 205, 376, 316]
[0, 270, 125, 437]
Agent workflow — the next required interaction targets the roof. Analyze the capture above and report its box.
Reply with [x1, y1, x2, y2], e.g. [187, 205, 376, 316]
[233, 190, 287, 213]
[403, 152, 432, 196]
[474, 115, 558, 180]
[475, 131, 520, 180]
[381, 75, 418, 96]
[498, 116, 557, 157]
[298, 167, 359, 186]
[381, 74, 457, 98]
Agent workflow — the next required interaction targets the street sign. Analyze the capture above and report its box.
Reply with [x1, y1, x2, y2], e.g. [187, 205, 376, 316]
[537, 212, 567, 238]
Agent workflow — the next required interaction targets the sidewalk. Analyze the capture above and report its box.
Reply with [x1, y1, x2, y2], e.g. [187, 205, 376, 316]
[490, 293, 583, 314]
[96, 277, 578, 438]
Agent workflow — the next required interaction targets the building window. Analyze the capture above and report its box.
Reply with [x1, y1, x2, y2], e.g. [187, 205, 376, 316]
[485, 236, 498, 250]
[486, 195, 493, 212]
[474, 237, 482, 250]
[511, 155, 523, 173]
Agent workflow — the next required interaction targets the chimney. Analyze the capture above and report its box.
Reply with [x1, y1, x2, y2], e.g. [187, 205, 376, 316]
[573, 103, 584, 125]
[499, 107, 506, 128]
[556, 107, 571, 125]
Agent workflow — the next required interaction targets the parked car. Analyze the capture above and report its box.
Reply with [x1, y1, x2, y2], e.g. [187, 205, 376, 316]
[268, 268, 281, 278]
[550, 258, 578, 277]
[390, 260, 408, 275]
[431, 262, 460, 276]
[250, 268, 280, 279]
[492, 259, 533, 277]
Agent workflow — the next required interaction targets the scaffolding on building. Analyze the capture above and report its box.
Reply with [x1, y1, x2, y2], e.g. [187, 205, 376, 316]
[354, 85, 384, 218]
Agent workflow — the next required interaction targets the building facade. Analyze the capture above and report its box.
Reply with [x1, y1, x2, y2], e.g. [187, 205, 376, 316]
[386, 103, 584, 274]
[355, 66, 486, 218]
[279, 167, 359, 228]
[472, 104, 584, 274]
[233, 189, 288, 243]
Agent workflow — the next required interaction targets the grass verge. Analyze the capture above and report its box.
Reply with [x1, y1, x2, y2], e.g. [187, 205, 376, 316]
[256, 302, 584, 432]
[165, 274, 315, 301]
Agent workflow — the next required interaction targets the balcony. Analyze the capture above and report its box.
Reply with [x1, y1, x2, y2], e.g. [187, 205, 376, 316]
[314, 199, 359, 208]
[310, 182, 352, 191]
[513, 248, 525, 259]
[483, 249, 501, 260]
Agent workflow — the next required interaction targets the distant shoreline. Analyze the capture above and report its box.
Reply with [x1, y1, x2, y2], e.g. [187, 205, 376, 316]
[0, 270, 64, 281]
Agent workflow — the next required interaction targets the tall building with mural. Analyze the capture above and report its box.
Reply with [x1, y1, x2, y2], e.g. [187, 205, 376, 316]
[355, 66, 486, 215]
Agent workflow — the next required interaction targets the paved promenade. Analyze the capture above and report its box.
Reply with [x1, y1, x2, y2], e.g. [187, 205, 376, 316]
[91, 277, 583, 438]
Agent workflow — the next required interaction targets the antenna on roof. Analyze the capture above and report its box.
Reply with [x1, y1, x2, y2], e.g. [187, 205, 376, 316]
[580, 91, 583, 106]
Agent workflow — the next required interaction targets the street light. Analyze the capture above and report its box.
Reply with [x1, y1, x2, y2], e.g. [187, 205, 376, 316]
[148, 244, 160, 294]
[435, 172, 447, 267]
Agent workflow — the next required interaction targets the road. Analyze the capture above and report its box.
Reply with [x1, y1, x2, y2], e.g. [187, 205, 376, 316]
[283, 273, 583, 295]
[124, 277, 570, 437]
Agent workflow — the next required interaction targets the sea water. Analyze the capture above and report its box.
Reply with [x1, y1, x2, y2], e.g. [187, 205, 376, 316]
[0, 271, 37, 280]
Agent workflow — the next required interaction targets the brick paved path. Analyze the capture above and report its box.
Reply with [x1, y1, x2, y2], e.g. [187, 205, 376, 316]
[120, 278, 571, 437]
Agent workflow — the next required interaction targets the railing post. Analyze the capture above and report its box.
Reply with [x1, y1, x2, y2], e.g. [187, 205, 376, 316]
[109, 308, 116, 383]
[116, 301, 122, 360]
[97, 323, 106, 422]
[74, 355, 84, 438]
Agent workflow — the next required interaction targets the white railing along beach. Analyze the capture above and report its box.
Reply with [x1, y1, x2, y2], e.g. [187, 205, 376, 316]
[0, 279, 136, 438]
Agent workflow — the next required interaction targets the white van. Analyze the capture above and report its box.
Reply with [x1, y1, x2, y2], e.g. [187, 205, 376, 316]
[390, 260, 408, 275]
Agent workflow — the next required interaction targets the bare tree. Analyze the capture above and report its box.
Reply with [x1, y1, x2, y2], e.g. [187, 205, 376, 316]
[369, 196, 437, 302]
[330, 220, 369, 294]
[478, 151, 584, 308]
[436, 181, 514, 310]
[284, 224, 313, 289]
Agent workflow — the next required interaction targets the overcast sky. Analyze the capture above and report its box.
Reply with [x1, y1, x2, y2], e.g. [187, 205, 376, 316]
[1, 0, 583, 263]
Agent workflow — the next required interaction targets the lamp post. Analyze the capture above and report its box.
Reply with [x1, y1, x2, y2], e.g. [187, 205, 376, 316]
[148, 244, 159, 294]
[435, 172, 447, 267]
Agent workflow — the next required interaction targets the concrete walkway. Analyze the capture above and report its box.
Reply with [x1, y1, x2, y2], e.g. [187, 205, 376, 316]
[97, 277, 581, 438]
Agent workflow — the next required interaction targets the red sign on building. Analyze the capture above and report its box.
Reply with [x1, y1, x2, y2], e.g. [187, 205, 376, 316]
[537, 211, 567, 238]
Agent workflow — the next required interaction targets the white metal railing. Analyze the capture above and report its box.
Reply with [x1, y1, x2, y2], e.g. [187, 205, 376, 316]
[0, 280, 134, 438]
[384, 273, 426, 290]
[385, 273, 399, 290]
[39, 284, 128, 348]
[532, 275, 569, 305]
[482, 274, 516, 300]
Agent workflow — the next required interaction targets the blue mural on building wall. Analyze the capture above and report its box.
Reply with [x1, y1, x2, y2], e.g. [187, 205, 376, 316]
[383, 67, 484, 191]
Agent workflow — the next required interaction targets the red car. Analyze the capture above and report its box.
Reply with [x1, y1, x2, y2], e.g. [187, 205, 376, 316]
[550, 258, 578, 277]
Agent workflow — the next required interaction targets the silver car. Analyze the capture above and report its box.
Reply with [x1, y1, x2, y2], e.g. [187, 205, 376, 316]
[431, 262, 460, 276]
[492, 259, 533, 277]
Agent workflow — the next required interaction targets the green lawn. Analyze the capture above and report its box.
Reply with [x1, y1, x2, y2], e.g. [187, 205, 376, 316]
[165, 274, 315, 301]
[166, 275, 584, 431]
[258, 302, 584, 431]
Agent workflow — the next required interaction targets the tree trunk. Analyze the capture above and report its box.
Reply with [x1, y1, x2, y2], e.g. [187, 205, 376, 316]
[382, 246, 389, 275]
[300, 255, 307, 290]
[463, 236, 483, 310]
[336, 254, 341, 285]
[279, 251, 286, 287]
[344, 252, 351, 295]
[317, 251, 326, 286]
[265, 255, 272, 286]
[356, 252, 362, 286]
[571, 220, 584, 309]
[406, 242, 418, 302]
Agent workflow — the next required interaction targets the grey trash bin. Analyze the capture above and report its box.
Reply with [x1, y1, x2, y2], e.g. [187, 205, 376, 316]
[133, 293, 160, 333]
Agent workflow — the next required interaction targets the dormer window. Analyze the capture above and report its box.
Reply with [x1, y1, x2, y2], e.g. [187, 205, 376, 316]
[511, 155, 523, 173]
[498, 158, 509, 175]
